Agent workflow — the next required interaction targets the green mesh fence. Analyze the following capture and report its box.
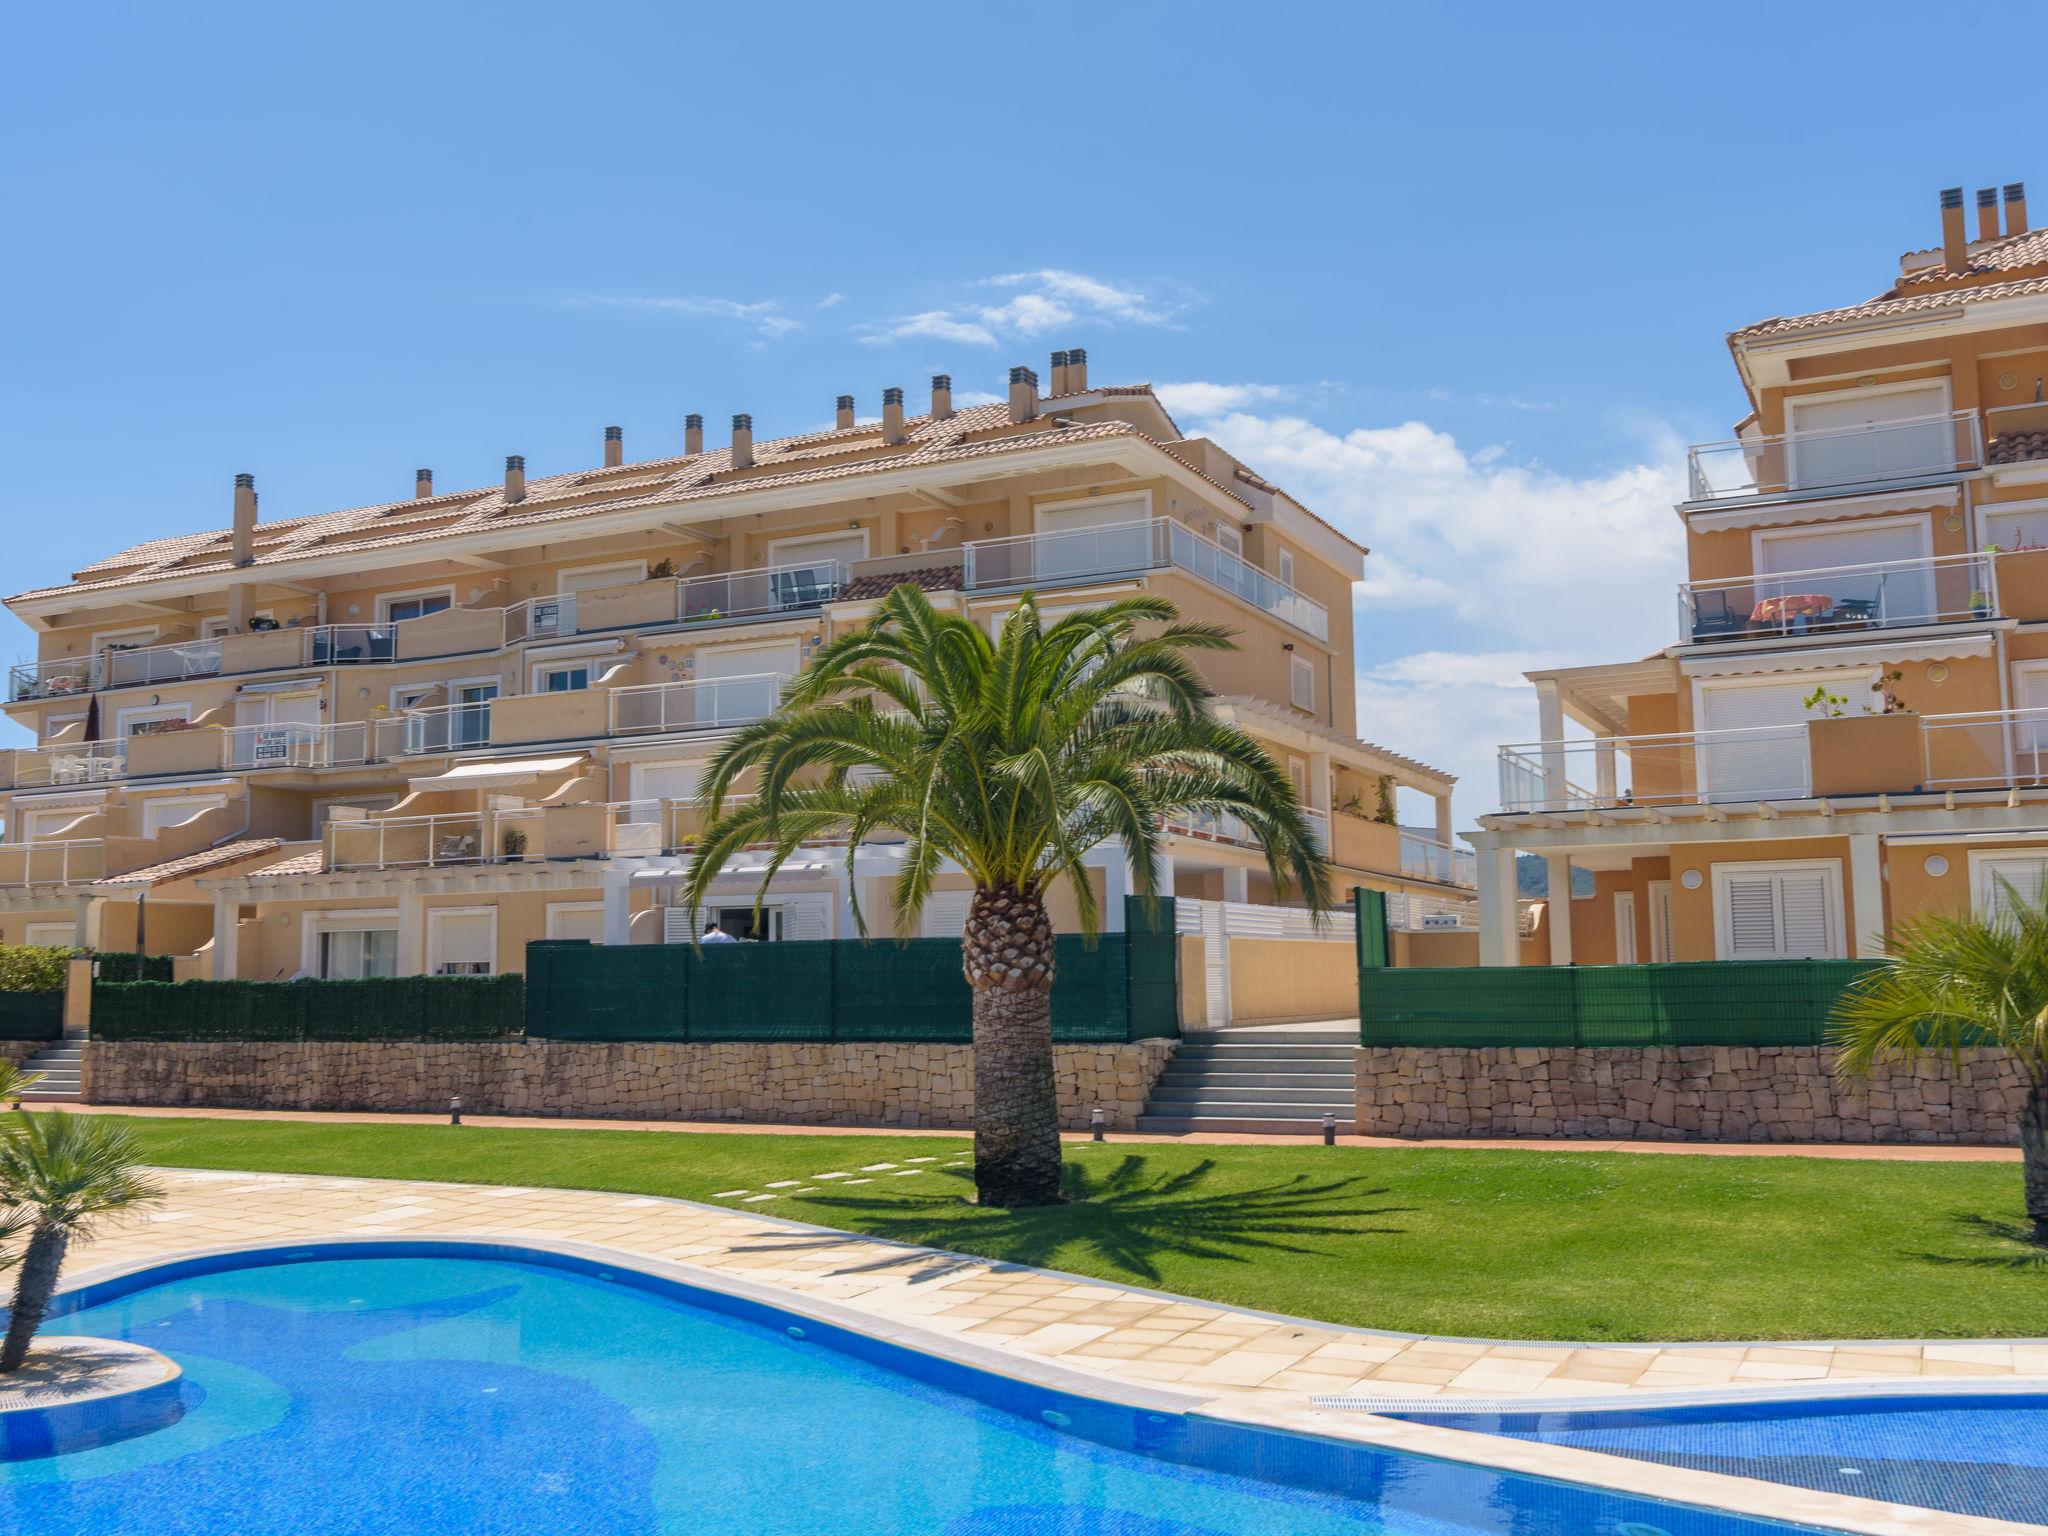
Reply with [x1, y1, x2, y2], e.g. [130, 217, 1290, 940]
[1359, 959, 1883, 1048]
[528, 897, 1181, 1043]
[92, 976, 526, 1043]
[0, 991, 63, 1041]
[1353, 888, 1389, 971]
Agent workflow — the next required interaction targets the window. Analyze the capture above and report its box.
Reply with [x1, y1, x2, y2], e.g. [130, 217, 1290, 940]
[20, 806, 92, 842]
[1614, 892, 1638, 964]
[1277, 548, 1296, 589]
[1287, 757, 1307, 802]
[546, 902, 606, 943]
[380, 591, 453, 625]
[116, 704, 191, 737]
[23, 922, 73, 948]
[1289, 655, 1315, 711]
[427, 908, 496, 975]
[44, 715, 83, 743]
[1648, 880, 1674, 963]
[319, 928, 398, 979]
[141, 794, 227, 837]
[1971, 852, 2048, 921]
[922, 891, 972, 937]
[1712, 861, 1844, 960]
[536, 663, 590, 693]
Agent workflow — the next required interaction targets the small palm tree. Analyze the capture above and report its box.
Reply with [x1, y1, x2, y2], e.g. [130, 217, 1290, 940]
[1831, 880, 2048, 1242]
[0, 1060, 40, 1107]
[0, 1112, 164, 1372]
[683, 586, 1331, 1208]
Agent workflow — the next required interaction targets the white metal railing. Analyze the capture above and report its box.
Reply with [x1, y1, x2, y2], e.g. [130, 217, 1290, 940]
[1399, 832, 1476, 887]
[1678, 550, 1997, 643]
[503, 561, 849, 644]
[0, 838, 103, 887]
[326, 811, 493, 871]
[1302, 807, 1329, 854]
[1497, 723, 1815, 812]
[1686, 409, 1982, 503]
[1922, 707, 2048, 790]
[1986, 401, 2048, 467]
[607, 673, 789, 736]
[401, 700, 495, 755]
[1174, 896, 1354, 941]
[9, 636, 223, 702]
[222, 718, 404, 772]
[961, 518, 1329, 641]
[1166, 808, 1260, 845]
[1384, 892, 1479, 931]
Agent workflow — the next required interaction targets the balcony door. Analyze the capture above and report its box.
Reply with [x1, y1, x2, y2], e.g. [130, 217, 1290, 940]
[1785, 385, 1952, 492]
[696, 642, 797, 727]
[1034, 497, 1151, 580]
[1754, 519, 1932, 630]
[1696, 676, 1853, 801]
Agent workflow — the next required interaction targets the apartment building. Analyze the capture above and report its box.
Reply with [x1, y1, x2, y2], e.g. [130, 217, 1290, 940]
[0, 351, 1467, 978]
[1474, 181, 2048, 966]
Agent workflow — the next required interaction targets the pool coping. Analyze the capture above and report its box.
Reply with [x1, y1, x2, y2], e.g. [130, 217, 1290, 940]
[52, 1227, 2043, 1536]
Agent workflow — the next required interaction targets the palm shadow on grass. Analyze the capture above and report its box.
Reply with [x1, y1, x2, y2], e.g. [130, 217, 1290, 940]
[1905, 1211, 2048, 1271]
[739, 1154, 1409, 1285]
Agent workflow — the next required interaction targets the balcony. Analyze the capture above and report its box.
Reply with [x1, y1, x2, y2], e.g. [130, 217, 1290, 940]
[503, 560, 848, 644]
[222, 719, 404, 772]
[0, 838, 106, 888]
[1497, 707, 2048, 814]
[608, 674, 786, 736]
[1685, 410, 1981, 505]
[1987, 401, 2048, 468]
[1398, 831, 1476, 887]
[1678, 550, 1997, 645]
[961, 518, 1329, 642]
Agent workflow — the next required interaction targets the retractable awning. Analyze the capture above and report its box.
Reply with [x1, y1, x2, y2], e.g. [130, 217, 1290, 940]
[406, 754, 587, 792]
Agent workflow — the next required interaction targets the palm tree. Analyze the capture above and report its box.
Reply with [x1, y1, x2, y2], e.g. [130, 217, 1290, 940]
[683, 585, 1332, 1208]
[1831, 880, 2048, 1242]
[0, 1060, 41, 1108]
[0, 1112, 163, 1372]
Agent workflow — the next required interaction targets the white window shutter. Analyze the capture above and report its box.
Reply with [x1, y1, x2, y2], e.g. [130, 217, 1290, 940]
[922, 891, 973, 937]
[1723, 874, 1781, 958]
[1290, 657, 1314, 710]
[662, 906, 695, 944]
[1776, 871, 1835, 957]
[783, 897, 830, 941]
[432, 912, 495, 974]
[1978, 856, 2048, 920]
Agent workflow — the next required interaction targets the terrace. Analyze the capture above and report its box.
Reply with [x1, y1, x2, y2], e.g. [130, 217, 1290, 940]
[1684, 409, 1982, 505]
[1677, 550, 1998, 645]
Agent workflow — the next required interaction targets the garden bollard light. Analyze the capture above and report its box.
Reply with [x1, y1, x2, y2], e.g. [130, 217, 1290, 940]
[1090, 1106, 1105, 1143]
[1322, 1111, 1336, 1146]
[449, 1095, 462, 1126]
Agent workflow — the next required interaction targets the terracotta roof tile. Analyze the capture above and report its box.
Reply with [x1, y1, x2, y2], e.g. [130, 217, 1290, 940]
[1735, 223, 2048, 340]
[94, 838, 284, 887]
[835, 565, 967, 602]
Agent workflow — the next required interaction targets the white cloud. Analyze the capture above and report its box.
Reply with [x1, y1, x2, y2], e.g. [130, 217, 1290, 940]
[1154, 382, 1290, 417]
[573, 294, 801, 342]
[1168, 402, 1688, 825]
[856, 268, 1181, 349]
[815, 292, 845, 309]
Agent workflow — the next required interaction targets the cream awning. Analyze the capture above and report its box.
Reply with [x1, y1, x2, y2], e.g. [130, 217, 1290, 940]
[407, 754, 586, 792]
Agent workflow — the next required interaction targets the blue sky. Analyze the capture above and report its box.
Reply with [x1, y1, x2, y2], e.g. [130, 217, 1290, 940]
[4, 2, 2042, 823]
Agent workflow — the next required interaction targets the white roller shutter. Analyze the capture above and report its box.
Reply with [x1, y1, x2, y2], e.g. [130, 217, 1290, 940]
[1698, 680, 1836, 800]
[429, 909, 496, 975]
[629, 762, 702, 824]
[1034, 497, 1152, 578]
[1787, 387, 1952, 489]
[1758, 522, 1930, 623]
[1714, 862, 1843, 960]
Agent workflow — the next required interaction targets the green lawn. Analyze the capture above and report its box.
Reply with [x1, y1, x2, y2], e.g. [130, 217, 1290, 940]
[105, 1116, 2048, 1343]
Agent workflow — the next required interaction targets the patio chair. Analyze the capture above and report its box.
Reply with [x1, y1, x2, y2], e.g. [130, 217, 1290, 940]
[1689, 590, 1745, 639]
[1828, 596, 1879, 629]
[777, 569, 826, 609]
[436, 832, 479, 862]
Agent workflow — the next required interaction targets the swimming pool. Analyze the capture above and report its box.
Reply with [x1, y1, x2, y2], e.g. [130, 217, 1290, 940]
[3, 1241, 1837, 1536]
[1393, 1394, 2048, 1527]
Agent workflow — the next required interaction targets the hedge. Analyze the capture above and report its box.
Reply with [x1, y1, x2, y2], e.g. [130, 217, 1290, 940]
[0, 944, 73, 995]
[91, 975, 527, 1042]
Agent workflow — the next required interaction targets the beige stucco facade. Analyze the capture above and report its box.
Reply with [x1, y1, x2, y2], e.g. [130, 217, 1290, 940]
[1, 353, 1467, 980]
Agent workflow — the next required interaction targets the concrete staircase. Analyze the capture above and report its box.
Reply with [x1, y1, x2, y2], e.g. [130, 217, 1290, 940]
[1137, 1027, 1356, 1135]
[13, 1039, 84, 1105]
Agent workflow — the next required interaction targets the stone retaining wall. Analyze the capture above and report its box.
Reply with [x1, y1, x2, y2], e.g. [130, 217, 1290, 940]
[1355, 1046, 2027, 1143]
[1, 1040, 43, 1072]
[83, 1039, 1177, 1132]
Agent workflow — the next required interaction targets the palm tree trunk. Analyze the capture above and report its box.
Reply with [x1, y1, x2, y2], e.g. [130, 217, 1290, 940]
[2023, 1078, 2048, 1244]
[964, 884, 1063, 1207]
[0, 1223, 69, 1373]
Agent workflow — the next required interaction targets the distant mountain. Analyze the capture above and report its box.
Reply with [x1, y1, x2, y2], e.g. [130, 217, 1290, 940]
[1516, 853, 1594, 898]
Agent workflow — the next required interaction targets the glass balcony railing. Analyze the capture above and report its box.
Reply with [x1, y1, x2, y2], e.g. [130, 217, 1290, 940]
[1496, 726, 1815, 812]
[1398, 832, 1476, 887]
[1686, 410, 1982, 503]
[607, 673, 788, 736]
[221, 719, 404, 772]
[400, 700, 496, 755]
[502, 561, 849, 644]
[961, 518, 1329, 641]
[1677, 550, 1997, 644]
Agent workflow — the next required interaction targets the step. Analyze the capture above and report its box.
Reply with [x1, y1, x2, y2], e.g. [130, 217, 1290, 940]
[17, 1091, 80, 1104]
[1186, 1030, 1358, 1046]
[1136, 1113, 1356, 1136]
[1173, 1041, 1357, 1057]
[1147, 1087, 1356, 1108]
[1155, 1078, 1356, 1097]
[1140, 1099, 1352, 1120]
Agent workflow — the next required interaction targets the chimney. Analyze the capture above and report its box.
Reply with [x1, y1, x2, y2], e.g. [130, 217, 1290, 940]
[1977, 187, 2002, 244]
[1940, 186, 1968, 272]
[882, 387, 907, 444]
[414, 467, 434, 500]
[504, 455, 526, 504]
[731, 413, 754, 469]
[2008, 182, 2030, 237]
[231, 473, 257, 566]
[930, 374, 953, 420]
[1067, 347, 1088, 394]
[1049, 350, 1070, 396]
[835, 394, 856, 430]
[684, 413, 704, 457]
[1007, 365, 1039, 424]
[604, 425, 623, 467]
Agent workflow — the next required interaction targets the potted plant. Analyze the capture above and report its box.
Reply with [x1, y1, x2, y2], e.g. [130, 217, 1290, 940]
[501, 826, 529, 861]
[648, 558, 677, 580]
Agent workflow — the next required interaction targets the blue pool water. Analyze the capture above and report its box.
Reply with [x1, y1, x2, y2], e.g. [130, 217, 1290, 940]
[1, 1242, 1835, 1536]
[1395, 1396, 2048, 1526]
